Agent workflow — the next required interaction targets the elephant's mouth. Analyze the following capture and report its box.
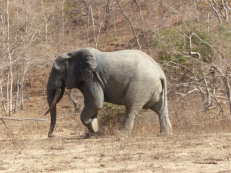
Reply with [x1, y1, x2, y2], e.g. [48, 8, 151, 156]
[44, 88, 61, 115]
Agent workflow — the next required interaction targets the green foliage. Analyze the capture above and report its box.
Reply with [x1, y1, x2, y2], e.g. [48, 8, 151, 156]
[159, 52, 188, 65]
[152, 28, 183, 51]
[152, 21, 216, 65]
[152, 27, 187, 64]
[218, 24, 231, 40]
[63, 3, 79, 18]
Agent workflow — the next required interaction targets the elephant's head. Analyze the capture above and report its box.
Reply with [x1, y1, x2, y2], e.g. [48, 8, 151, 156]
[44, 49, 97, 137]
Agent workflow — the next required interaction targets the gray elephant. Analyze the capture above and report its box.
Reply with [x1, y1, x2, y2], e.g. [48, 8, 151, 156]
[45, 48, 172, 137]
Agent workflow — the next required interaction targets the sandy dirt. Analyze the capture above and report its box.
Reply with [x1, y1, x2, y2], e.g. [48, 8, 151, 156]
[1, 94, 231, 173]
[1, 132, 231, 172]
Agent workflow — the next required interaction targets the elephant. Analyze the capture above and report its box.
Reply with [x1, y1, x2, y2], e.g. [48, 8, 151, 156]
[44, 48, 172, 137]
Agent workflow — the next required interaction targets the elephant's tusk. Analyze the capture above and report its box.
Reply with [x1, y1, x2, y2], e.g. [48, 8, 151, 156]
[44, 88, 61, 116]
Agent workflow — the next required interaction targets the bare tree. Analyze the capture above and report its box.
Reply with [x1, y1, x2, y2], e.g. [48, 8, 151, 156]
[0, 0, 39, 116]
[104, 0, 111, 31]
[116, 0, 141, 50]
[88, 0, 97, 47]
[6, 0, 13, 115]
[133, 0, 150, 51]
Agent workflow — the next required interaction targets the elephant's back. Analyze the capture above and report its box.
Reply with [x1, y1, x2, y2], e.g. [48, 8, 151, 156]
[92, 48, 166, 81]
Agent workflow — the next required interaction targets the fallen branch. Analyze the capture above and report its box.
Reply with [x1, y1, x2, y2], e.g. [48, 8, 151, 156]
[0, 118, 8, 128]
[0, 117, 50, 121]
[0, 117, 77, 124]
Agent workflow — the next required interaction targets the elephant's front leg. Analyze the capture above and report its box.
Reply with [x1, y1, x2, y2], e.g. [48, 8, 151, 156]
[81, 80, 104, 135]
[80, 105, 100, 133]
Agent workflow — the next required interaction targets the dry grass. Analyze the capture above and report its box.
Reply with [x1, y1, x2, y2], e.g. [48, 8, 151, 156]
[97, 93, 231, 137]
[1, 89, 231, 142]
[1, 93, 231, 172]
[3, 96, 231, 137]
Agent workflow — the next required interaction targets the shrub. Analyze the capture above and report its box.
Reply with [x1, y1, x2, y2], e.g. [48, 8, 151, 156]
[98, 103, 125, 136]
[152, 21, 215, 65]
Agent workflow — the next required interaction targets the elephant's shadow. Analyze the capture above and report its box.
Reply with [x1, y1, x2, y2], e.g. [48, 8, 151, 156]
[60, 133, 101, 141]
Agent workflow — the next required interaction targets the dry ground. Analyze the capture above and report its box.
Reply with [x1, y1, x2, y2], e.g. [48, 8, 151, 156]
[1, 93, 231, 173]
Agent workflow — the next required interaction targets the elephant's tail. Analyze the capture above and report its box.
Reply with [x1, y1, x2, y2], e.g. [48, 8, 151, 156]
[160, 78, 167, 114]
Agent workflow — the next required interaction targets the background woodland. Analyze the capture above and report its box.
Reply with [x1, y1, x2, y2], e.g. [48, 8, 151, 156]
[0, 0, 231, 125]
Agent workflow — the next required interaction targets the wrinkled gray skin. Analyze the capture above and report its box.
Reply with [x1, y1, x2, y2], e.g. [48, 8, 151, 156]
[46, 48, 172, 137]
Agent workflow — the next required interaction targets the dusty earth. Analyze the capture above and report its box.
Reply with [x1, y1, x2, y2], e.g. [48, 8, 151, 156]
[1, 93, 231, 173]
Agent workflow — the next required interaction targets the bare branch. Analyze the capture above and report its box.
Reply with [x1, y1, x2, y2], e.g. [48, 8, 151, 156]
[210, 0, 222, 23]
[0, 118, 8, 128]
[188, 33, 201, 59]
[211, 64, 231, 114]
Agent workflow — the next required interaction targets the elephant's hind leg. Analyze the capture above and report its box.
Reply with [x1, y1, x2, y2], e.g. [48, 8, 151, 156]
[117, 108, 139, 137]
[118, 80, 149, 137]
[151, 98, 172, 136]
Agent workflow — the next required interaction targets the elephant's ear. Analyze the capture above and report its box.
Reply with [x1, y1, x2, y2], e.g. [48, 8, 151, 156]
[80, 49, 97, 71]
[69, 49, 97, 71]
[67, 49, 97, 79]
[53, 56, 67, 72]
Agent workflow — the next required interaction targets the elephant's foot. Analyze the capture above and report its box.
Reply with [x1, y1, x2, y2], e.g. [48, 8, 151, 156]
[116, 127, 131, 137]
[160, 124, 172, 136]
[159, 116, 173, 136]
[85, 118, 99, 133]
[83, 118, 99, 139]
[91, 118, 99, 132]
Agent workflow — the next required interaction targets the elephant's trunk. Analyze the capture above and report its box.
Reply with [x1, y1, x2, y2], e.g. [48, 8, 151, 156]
[46, 87, 65, 137]
[48, 104, 57, 137]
